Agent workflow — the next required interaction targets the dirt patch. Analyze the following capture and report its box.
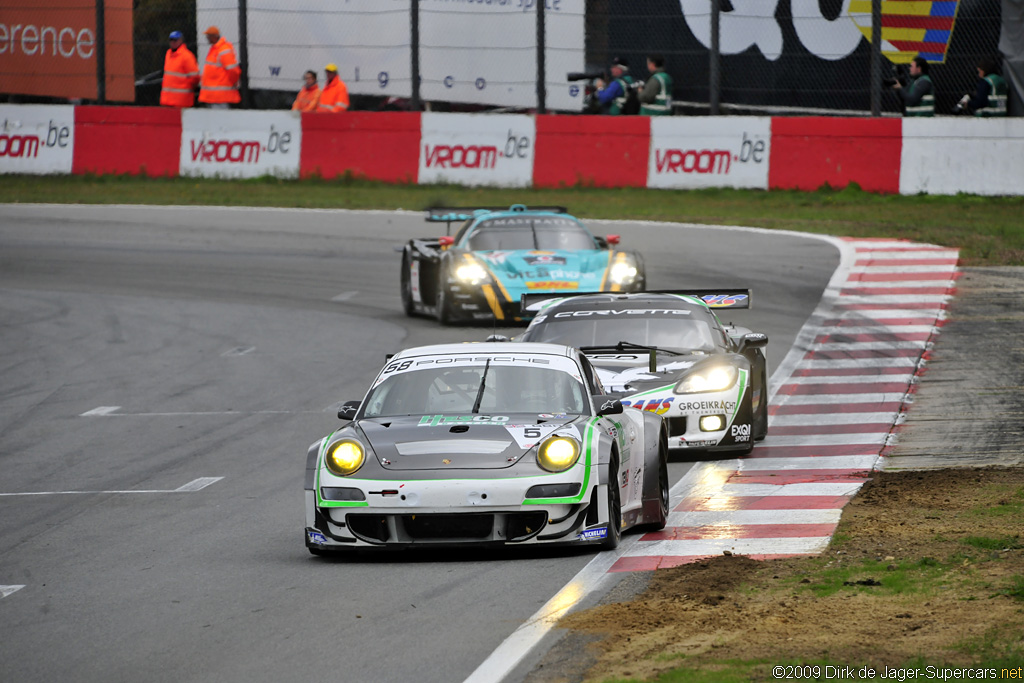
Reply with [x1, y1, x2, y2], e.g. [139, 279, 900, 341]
[532, 467, 1024, 683]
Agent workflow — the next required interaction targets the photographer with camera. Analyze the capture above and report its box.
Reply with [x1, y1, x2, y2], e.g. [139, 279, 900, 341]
[955, 58, 1008, 116]
[891, 55, 934, 117]
[595, 58, 639, 115]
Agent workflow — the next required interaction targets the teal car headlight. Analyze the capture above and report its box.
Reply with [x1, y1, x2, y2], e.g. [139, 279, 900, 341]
[674, 364, 738, 394]
[609, 260, 639, 286]
[455, 256, 491, 285]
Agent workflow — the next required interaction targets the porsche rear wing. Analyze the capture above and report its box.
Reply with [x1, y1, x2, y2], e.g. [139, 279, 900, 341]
[521, 289, 752, 312]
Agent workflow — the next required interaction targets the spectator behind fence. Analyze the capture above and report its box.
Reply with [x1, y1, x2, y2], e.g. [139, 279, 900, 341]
[160, 31, 199, 108]
[639, 54, 672, 116]
[595, 58, 636, 115]
[956, 58, 1008, 116]
[892, 55, 934, 117]
[317, 64, 350, 113]
[199, 26, 241, 109]
[292, 70, 321, 112]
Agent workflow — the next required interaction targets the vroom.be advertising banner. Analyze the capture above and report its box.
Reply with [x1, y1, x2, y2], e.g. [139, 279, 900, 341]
[0, 104, 74, 174]
[0, 0, 134, 102]
[196, 0, 584, 111]
[418, 112, 535, 188]
[179, 110, 301, 179]
[647, 117, 770, 190]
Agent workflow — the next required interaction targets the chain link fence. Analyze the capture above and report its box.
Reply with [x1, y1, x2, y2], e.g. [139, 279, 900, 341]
[0, 0, 1011, 116]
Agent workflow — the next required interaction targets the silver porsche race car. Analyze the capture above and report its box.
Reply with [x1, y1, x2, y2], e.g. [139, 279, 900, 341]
[304, 342, 669, 555]
[517, 291, 769, 455]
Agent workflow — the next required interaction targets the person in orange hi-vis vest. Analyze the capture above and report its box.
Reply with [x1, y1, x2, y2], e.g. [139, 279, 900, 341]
[292, 70, 321, 112]
[198, 26, 241, 108]
[317, 63, 350, 113]
[160, 30, 200, 107]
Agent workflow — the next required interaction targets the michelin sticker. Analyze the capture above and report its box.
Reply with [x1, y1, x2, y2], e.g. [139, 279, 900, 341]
[578, 527, 608, 541]
[307, 530, 327, 545]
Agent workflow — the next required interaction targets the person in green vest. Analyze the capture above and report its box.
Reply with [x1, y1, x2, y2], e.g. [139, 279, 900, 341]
[956, 58, 1008, 116]
[639, 54, 673, 116]
[595, 58, 636, 115]
[892, 55, 934, 117]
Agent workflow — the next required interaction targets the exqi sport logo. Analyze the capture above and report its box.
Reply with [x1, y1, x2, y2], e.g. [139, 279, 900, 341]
[190, 125, 293, 164]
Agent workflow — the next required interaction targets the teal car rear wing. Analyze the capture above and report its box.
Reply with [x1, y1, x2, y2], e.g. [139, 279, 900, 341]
[425, 204, 568, 222]
[520, 289, 752, 313]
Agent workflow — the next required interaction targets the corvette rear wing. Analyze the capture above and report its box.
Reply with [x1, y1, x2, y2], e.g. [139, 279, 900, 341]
[520, 289, 752, 313]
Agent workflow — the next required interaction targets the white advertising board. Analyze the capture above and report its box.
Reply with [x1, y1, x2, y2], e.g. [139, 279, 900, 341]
[0, 105, 74, 175]
[900, 119, 1024, 196]
[418, 112, 535, 187]
[179, 110, 301, 179]
[197, 0, 584, 111]
[647, 117, 770, 190]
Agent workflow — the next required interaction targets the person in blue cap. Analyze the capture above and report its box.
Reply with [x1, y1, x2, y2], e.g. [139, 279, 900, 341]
[161, 30, 200, 107]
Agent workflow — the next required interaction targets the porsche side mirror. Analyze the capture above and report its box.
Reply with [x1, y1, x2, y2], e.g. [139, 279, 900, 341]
[337, 400, 361, 420]
[594, 395, 623, 416]
[485, 334, 509, 342]
[605, 234, 621, 245]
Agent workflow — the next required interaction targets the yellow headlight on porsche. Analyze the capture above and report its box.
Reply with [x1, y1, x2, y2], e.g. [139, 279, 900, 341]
[537, 435, 581, 473]
[325, 439, 365, 476]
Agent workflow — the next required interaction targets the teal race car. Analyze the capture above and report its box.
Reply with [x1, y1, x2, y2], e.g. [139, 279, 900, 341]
[400, 205, 646, 324]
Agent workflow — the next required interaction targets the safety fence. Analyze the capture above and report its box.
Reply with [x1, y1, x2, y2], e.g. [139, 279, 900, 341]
[0, 1, 1012, 116]
[2, 104, 1024, 195]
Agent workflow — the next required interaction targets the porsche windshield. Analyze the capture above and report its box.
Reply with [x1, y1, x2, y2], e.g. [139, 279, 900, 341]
[363, 362, 587, 418]
[465, 217, 597, 251]
[524, 315, 720, 353]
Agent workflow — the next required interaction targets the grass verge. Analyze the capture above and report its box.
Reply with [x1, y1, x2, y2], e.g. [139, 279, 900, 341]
[2, 174, 1023, 266]
[542, 468, 1024, 683]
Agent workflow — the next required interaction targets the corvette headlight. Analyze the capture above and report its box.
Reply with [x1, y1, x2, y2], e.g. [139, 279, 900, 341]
[537, 435, 581, 473]
[674, 364, 738, 394]
[609, 260, 638, 285]
[455, 257, 490, 285]
[324, 439, 365, 476]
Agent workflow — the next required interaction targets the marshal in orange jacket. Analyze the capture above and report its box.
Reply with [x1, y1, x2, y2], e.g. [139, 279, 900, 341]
[199, 37, 241, 105]
[317, 75, 349, 113]
[161, 44, 200, 107]
[292, 84, 321, 112]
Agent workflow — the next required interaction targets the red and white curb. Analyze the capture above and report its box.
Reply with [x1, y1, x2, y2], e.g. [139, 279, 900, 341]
[463, 233, 959, 683]
[610, 237, 959, 572]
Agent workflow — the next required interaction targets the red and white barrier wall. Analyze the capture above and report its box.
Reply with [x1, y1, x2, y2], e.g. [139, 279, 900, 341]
[2, 104, 1023, 196]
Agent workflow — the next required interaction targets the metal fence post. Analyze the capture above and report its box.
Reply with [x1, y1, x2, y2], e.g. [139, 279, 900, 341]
[239, 0, 250, 108]
[710, 0, 720, 115]
[96, 0, 106, 103]
[537, 0, 546, 114]
[871, 0, 881, 116]
[411, 0, 421, 111]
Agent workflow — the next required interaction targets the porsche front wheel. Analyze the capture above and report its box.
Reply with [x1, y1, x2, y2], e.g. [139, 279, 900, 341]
[602, 451, 622, 550]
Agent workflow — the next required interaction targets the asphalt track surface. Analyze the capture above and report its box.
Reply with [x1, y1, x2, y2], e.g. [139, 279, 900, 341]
[0, 204, 839, 683]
